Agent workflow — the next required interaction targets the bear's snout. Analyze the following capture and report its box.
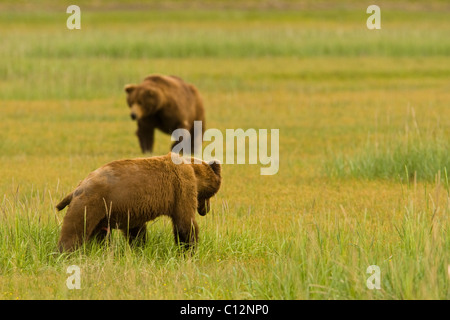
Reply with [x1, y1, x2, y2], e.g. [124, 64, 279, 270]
[130, 113, 137, 120]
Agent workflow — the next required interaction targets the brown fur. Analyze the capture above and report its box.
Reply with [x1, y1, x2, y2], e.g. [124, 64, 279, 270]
[56, 153, 221, 252]
[124, 74, 205, 153]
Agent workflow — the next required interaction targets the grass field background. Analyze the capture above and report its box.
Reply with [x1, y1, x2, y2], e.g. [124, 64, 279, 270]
[0, 1, 449, 299]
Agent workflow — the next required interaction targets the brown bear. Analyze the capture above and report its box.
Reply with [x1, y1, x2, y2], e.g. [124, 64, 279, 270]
[56, 153, 221, 252]
[124, 74, 205, 154]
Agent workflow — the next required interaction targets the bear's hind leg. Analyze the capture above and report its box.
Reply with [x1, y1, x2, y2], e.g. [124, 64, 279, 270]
[189, 122, 205, 157]
[58, 203, 107, 252]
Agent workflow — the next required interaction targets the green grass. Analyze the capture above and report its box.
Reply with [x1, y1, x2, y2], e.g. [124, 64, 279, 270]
[1, 179, 448, 299]
[1, 8, 450, 100]
[326, 112, 450, 181]
[0, 1, 449, 300]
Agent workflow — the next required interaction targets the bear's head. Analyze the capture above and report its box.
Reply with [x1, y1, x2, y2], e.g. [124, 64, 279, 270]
[124, 83, 164, 121]
[170, 153, 222, 216]
[192, 159, 222, 216]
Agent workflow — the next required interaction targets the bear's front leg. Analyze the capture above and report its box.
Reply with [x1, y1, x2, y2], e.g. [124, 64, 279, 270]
[136, 118, 155, 153]
[124, 224, 148, 246]
[171, 214, 199, 251]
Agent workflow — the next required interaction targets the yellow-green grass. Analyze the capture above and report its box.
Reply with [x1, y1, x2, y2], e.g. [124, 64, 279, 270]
[0, 4, 449, 299]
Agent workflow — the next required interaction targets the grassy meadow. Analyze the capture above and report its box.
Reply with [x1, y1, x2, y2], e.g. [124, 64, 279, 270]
[0, 1, 449, 299]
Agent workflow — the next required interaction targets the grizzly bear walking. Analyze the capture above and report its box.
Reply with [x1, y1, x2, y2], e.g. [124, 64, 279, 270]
[124, 74, 205, 154]
[56, 153, 221, 252]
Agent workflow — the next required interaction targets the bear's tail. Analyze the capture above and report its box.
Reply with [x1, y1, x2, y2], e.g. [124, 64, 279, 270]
[56, 192, 73, 211]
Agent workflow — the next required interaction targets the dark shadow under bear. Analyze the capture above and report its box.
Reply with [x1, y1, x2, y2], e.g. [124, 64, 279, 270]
[56, 153, 221, 252]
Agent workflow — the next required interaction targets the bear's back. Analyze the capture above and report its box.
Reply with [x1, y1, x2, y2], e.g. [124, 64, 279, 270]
[144, 74, 184, 88]
[96, 155, 197, 217]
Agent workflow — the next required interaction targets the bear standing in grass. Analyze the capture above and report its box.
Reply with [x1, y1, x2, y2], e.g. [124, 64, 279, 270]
[56, 153, 221, 252]
[124, 74, 205, 154]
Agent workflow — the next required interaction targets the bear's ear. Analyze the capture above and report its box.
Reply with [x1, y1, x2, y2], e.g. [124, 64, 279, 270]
[208, 160, 221, 178]
[124, 84, 136, 94]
